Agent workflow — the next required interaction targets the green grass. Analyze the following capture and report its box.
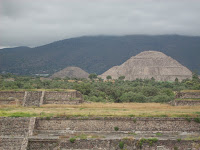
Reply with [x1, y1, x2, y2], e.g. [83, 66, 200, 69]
[0, 103, 200, 118]
[155, 132, 162, 136]
[0, 111, 54, 117]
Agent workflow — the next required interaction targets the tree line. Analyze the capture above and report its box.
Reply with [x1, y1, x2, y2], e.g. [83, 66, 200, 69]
[0, 73, 200, 103]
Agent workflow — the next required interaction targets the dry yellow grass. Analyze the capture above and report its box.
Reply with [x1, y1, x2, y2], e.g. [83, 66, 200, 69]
[0, 103, 200, 117]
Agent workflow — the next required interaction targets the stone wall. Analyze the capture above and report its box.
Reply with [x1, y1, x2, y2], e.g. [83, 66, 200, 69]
[172, 90, 200, 106]
[27, 139, 200, 150]
[171, 100, 200, 106]
[0, 90, 83, 106]
[176, 91, 200, 99]
[35, 117, 200, 132]
[1, 117, 200, 150]
[43, 91, 83, 104]
[27, 139, 59, 150]
[23, 91, 42, 107]
[0, 138, 24, 150]
[0, 117, 30, 136]
[0, 91, 25, 105]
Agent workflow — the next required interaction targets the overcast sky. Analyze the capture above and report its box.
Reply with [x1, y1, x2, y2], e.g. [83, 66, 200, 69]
[0, 0, 200, 48]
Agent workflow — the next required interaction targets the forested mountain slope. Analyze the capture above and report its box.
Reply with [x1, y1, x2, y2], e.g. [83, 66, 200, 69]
[0, 35, 200, 75]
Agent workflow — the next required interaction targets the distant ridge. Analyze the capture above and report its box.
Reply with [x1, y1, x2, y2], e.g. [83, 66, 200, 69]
[0, 35, 200, 75]
[100, 51, 192, 81]
[50, 66, 89, 79]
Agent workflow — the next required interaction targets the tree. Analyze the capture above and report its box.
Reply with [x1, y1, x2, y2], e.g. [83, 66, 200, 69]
[120, 92, 146, 103]
[106, 75, 112, 80]
[98, 77, 103, 82]
[192, 72, 200, 82]
[152, 94, 172, 103]
[142, 86, 159, 97]
[151, 77, 155, 81]
[175, 78, 179, 83]
[118, 76, 125, 80]
[88, 73, 97, 80]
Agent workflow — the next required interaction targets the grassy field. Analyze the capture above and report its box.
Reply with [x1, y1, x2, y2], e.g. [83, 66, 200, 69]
[0, 103, 200, 118]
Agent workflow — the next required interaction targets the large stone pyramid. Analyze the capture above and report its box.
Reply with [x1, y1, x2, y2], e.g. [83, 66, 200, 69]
[100, 51, 192, 81]
[51, 66, 89, 79]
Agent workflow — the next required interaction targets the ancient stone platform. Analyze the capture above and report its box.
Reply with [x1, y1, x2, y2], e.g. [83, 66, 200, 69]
[1, 117, 200, 150]
[100, 51, 192, 81]
[0, 90, 84, 107]
[171, 90, 200, 106]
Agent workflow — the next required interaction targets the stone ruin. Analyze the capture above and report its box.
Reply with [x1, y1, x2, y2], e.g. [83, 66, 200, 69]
[171, 90, 200, 106]
[0, 90, 84, 107]
[0, 117, 200, 150]
[100, 51, 192, 81]
[50, 66, 89, 79]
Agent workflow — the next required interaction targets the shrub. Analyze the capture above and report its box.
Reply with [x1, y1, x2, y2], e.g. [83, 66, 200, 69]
[194, 118, 200, 123]
[88, 73, 97, 80]
[138, 138, 158, 148]
[119, 141, 124, 149]
[120, 92, 146, 103]
[46, 117, 51, 120]
[174, 146, 178, 150]
[106, 75, 112, 80]
[142, 86, 159, 97]
[156, 132, 162, 136]
[152, 94, 172, 103]
[118, 76, 125, 80]
[114, 126, 119, 131]
[177, 138, 181, 142]
[185, 118, 191, 122]
[69, 138, 76, 143]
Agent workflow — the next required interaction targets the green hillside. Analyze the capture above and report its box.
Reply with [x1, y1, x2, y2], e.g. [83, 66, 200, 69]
[0, 35, 200, 75]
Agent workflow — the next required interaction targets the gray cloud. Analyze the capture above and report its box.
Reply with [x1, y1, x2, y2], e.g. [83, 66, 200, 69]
[0, 0, 200, 47]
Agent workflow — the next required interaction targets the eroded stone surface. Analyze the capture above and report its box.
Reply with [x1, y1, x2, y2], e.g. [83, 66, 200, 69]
[1, 117, 200, 150]
[50, 66, 89, 79]
[0, 90, 84, 106]
[100, 51, 192, 81]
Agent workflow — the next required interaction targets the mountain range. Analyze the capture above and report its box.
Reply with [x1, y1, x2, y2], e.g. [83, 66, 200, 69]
[0, 35, 200, 75]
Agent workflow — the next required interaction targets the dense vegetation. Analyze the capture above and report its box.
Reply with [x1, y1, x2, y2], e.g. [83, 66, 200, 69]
[0, 35, 200, 75]
[1, 73, 200, 103]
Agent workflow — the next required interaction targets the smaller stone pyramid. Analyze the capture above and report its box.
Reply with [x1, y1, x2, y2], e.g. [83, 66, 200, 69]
[51, 66, 89, 79]
[100, 51, 192, 81]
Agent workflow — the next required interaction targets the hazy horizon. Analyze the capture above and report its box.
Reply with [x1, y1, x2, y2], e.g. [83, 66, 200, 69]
[1, 0, 200, 48]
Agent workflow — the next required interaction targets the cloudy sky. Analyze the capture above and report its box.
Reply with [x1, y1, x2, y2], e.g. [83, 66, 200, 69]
[0, 0, 200, 48]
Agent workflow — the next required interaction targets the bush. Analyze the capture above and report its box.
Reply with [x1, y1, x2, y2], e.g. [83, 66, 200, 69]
[119, 141, 124, 149]
[114, 126, 119, 131]
[142, 86, 159, 97]
[120, 92, 146, 103]
[194, 118, 200, 123]
[88, 73, 97, 79]
[160, 88, 175, 97]
[85, 96, 106, 102]
[69, 138, 76, 143]
[152, 94, 172, 103]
